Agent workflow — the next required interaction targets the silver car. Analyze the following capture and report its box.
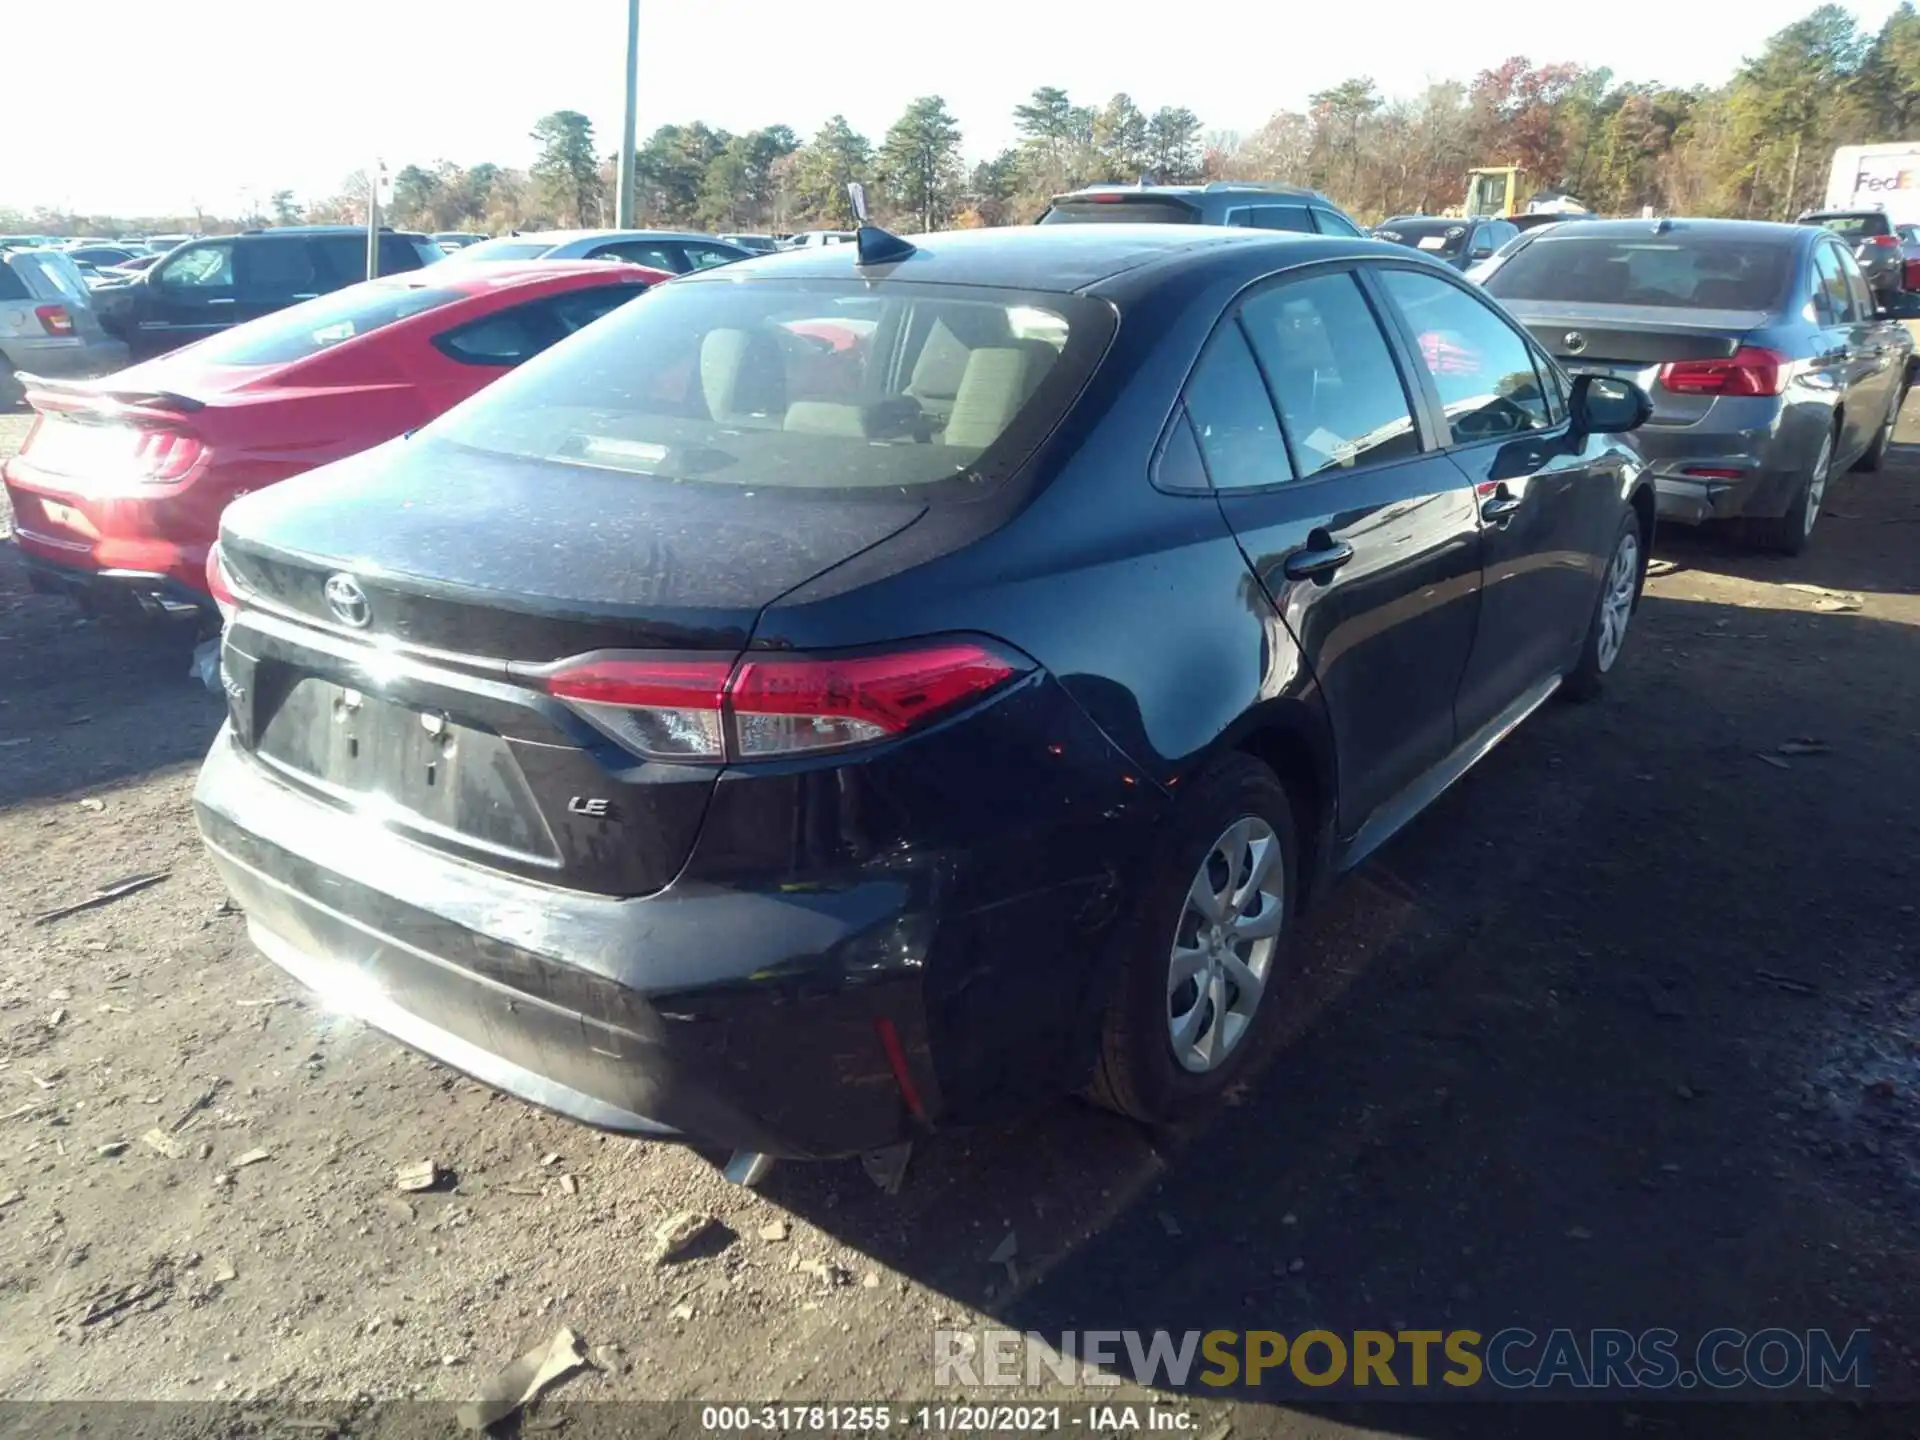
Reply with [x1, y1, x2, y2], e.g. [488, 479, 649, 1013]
[0, 249, 129, 407]
[438, 229, 749, 272]
[1482, 217, 1913, 554]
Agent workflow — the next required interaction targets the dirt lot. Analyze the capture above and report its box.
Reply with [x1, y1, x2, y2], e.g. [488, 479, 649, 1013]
[2, 404, 1919, 1431]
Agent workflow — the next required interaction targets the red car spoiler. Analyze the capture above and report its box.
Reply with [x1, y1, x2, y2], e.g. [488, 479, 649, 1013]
[15, 372, 205, 414]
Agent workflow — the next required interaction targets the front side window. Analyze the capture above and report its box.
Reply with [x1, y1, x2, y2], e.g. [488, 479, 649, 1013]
[1312, 208, 1364, 238]
[427, 278, 1110, 499]
[1838, 246, 1876, 318]
[681, 243, 744, 270]
[1183, 325, 1293, 489]
[157, 242, 232, 288]
[1376, 268, 1553, 444]
[1239, 271, 1420, 478]
[1249, 205, 1314, 233]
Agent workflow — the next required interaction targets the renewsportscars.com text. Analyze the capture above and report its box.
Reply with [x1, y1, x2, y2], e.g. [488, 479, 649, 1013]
[933, 1327, 1872, 1395]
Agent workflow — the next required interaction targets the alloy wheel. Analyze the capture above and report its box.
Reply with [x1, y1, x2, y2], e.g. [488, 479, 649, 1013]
[1168, 816, 1285, 1073]
[1595, 529, 1640, 673]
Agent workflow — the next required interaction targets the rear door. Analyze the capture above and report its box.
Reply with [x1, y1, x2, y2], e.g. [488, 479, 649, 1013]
[308, 234, 372, 291]
[1199, 266, 1484, 836]
[232, 235, 321, 325]
[1833, 242, 1901, 447]
[1372, 263, 1623, 734]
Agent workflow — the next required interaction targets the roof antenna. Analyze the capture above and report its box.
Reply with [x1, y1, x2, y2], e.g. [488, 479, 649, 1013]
[847, 182, 916, 266]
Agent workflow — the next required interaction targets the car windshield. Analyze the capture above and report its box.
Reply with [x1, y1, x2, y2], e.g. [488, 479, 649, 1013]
[1373, 220, 1471, 257]
[1482, 234, 1794, 310]
[441, 237, 557, 263]
[1040, 199, 1198, 225]
[182, 283, 465, 365]
[1808, 213, 1890, 237]
[427, 276, 1112, 501]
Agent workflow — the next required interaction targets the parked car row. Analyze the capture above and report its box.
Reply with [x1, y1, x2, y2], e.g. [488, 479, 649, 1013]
[8, 189, 1891, 1184]
[10, 205, 1661, 1182]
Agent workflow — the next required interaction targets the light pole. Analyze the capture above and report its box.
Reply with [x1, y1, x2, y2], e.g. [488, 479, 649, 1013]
[615, 0, 639, 228]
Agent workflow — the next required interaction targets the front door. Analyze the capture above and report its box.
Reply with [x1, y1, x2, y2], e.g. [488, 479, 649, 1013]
[1200, 267, 1484, 837]
[138, 239, 236, 358]
[1370, 264, 1627, 735]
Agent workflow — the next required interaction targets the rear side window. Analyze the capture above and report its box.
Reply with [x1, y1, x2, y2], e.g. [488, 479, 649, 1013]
[1484, 234, 1795, 310]
[1239, 272, 1421, 478]
[592, 240, 682, 270]
[379, 234, 430, 274]
[0, 261, 28, 301]
[234, 238, 317, 295]
[434, 284, 649, 367]
[185, 284, 464, 365]
[1312, 209, 1364, 238]
[1376, 268, 1555, 444]
[1248, 205, 1314, 232]
[1038, 200, 1198, 225]
[1183, 325, 1293, 489]
[427, 278, 1112, 499]
[309, 235, 370, 288]
[681, 243, 744, 270]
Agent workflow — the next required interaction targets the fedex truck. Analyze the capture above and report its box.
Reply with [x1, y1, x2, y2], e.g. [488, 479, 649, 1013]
[1824, 142, 1920, 224]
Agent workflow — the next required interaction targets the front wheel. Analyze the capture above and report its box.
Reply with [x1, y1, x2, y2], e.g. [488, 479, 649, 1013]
[1561, 509, 1643, 702]
[1088, 754, 1299, 1124]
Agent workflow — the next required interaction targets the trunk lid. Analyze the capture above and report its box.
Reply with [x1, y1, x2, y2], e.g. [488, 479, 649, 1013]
[1502, 300, 1766, 425]
[215, 435, 926, 897]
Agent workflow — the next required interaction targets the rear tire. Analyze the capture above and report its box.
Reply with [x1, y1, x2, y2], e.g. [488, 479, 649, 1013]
[1088, 754, 1299, 1124]
[1854, 382, 1905, 473]
[1747, 424, 1834, 556]
[1561, 509, 1643, 703]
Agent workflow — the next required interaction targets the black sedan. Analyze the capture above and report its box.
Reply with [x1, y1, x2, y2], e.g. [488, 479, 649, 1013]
[1372, 214, 1520, 271]
[194, 224, 1656, 1176]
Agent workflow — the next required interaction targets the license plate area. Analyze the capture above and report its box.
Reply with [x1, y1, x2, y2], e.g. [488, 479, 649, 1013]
[254, 673, 559, 863]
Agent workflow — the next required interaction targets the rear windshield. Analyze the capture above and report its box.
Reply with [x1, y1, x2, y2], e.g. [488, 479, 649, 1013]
[1482, 234, 1794, 310]
[1040, 199, 1197, 225]
[183, 283, 465, 365]
[1373, 220, 1471, 257]
[427, 277, 1113, 500]
[1808, 213, 1890, 237]
[441, 238, 556, 263]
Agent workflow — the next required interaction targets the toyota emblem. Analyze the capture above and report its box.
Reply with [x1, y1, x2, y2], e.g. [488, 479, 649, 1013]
[1563, 330, 1588, 355]
[322, 573, 372, 629]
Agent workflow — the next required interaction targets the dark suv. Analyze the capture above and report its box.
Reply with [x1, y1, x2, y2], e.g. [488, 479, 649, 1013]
[95, 226, 445, 361]
[1038, 182, 1365, 237]
[1797, 209, 1904, 303]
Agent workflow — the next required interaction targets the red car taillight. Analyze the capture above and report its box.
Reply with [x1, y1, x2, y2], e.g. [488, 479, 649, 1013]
[1657, 346, 1787, 398]
[128, 425, 206, 481]
[34, 304, 73, 336]
[543, 640, 1028, 762]
[1870, 233, 1901, 248]
[205, 541, 238, 621]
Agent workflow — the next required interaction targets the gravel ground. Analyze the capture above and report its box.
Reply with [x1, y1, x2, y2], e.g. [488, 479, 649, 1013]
[3, 405, 1920, 1433]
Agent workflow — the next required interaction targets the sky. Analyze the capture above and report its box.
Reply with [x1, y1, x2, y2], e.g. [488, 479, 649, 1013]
[7, 0, 1907, 217]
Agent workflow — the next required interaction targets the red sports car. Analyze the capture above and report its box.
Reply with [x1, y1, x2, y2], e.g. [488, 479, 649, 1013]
[4, 260, 668, 625]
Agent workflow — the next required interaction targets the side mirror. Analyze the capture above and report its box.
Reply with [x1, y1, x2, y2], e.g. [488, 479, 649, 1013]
[1468, 244, 1495, 260]
[1570, 373, 1652, 435]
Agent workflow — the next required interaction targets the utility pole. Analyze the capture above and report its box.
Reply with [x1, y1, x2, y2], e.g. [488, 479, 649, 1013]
[366, 161, 382, 281]
[615, 0, 640, 228]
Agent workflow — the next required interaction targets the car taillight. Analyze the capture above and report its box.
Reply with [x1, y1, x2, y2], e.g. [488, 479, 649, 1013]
[35, 305, 73, 336]
[1871, 233, 1901, 248]
[542, 640, 1028, 762]
[129, 425, 206, 481]
[1657, 346, 1787, 398]
[205, 541, 238, 622]
[1906, 257, 1920, 290]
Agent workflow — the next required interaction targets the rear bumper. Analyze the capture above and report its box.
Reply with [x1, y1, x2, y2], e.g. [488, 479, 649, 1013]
[3, 460, 214, 601]
[16, 546, 213, 619]
[1631, 404, 1816, 525]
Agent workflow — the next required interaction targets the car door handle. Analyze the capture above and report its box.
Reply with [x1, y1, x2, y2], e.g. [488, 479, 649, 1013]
[1481, 493, 1523, 523]
[1282, 539, 1354, 583]
[206, 297, 236, 306]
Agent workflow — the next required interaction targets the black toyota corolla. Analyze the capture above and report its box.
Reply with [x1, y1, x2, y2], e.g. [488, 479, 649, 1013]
[195, 224, 1656, 1176]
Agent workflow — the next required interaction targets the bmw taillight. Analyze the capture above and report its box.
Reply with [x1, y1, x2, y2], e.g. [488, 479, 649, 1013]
[1657, 346, 1787, 397]
[541, 640, 1029, 762]
[1871, 233, 1901, 248]
[34, 304, 73, 336]
[205, 541, 238, 621]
